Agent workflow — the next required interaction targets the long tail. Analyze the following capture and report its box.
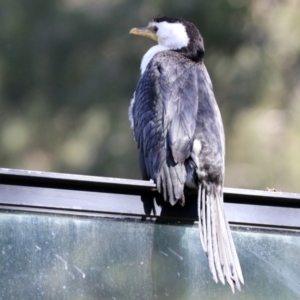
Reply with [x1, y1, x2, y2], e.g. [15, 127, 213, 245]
[198, 183, 244, 293]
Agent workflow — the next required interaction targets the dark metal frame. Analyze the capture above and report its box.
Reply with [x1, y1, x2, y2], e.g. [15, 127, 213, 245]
[1, 168, 300, 229]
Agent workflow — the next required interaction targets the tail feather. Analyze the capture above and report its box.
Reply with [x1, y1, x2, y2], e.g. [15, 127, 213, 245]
[197, 185, 206, 252]
[198, 183, 243, 293]
[210, 191, 225, 285]
[216, 191, 244, 288]
[206, 192, 218, 282]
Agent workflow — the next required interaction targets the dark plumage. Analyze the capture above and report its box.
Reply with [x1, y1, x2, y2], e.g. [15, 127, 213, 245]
[129, 16, 244, 292]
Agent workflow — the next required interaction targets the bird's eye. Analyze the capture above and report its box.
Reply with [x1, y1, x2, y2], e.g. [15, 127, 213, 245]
[153, 26, 158, 33]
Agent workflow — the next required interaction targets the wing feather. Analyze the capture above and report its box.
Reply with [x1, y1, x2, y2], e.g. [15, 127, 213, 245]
[132, 52, 198, 203]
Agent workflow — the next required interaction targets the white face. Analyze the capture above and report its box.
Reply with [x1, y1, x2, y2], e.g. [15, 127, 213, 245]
[149, 21, 189, 50]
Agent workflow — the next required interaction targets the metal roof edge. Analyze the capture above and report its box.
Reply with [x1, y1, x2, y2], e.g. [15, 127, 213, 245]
[0, 168, 299, 207]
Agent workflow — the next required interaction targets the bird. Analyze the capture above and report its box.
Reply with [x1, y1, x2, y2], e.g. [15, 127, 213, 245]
[129, 16, 244, 292]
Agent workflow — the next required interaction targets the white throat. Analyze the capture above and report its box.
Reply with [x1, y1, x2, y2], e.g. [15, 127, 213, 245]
[140, 22, 189, 74]
[155, 21, 189, 49]
[140, 45, 168, 74]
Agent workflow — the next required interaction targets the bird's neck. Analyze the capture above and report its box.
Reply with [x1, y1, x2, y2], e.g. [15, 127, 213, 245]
[174, 44, 204, 62]
[140, 45, 169, 74]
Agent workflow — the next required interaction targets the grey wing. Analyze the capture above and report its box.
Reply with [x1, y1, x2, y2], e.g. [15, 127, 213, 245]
[132, 53, 199, 205]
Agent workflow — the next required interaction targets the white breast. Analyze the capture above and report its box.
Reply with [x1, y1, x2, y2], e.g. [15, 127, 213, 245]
[128, 93, 135, 129]
[140, 45, 168, 74]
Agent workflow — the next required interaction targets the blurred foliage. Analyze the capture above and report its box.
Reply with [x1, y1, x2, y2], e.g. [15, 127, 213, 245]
[0, 0, 299, 192]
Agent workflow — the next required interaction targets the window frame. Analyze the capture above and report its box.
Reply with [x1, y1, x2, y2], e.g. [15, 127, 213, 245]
[0, 168, 300, 230]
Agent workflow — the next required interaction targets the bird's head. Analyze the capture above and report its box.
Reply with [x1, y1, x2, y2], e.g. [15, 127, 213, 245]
[130, 16, 205, 62]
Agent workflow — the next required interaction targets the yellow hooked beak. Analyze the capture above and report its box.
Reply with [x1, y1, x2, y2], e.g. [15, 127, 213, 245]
[129, 27, 158, 42]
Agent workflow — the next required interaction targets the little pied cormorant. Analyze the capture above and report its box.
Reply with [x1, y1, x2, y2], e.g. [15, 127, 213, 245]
[129, 16, 244, 292]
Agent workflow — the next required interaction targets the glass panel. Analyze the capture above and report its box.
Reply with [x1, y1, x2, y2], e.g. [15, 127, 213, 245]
[0, 210, 300, 299]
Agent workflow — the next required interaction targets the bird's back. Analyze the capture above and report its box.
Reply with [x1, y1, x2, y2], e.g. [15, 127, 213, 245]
[132, 50, 224, 202]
